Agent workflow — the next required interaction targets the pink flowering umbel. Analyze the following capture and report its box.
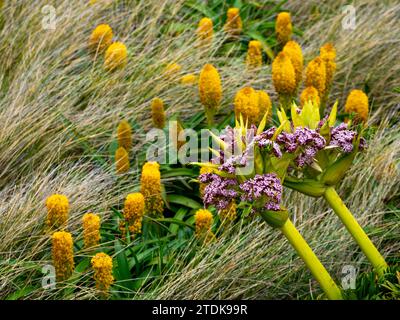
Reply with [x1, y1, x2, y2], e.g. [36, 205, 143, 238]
[239, 174, 282, 211]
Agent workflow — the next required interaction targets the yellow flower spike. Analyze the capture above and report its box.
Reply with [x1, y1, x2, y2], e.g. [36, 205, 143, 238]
[320, 43, 337, 91]
[195, 209, 215, 242]
[140, 162, 164, 217]
[283, 40, 303, 88]
[257, 90, 272, 123]
[234, 87, 260, 125]
[117, 120, 132, 151]
[104, 42, 127, 72]
[246, 40, 263, 70]
[89, 24, 113, 53]
[198, 64, 222, 126]
[275, 12, 292, 45]
[91, 252, 114, 296]
[305, 56, 326, 98]
[300, 86, 320, 108]
[151, 98, 166, 129]
[224, 8, 242, 36]
[181, 73, 198, 85]
[197, 18, 213, 46]
[344, 89, 369, 123]
[218, 200, 237, 223]
[82, 213, 101, 249]
[115, 146, 130, 174]
[272, 51, 296, 97]
[199, 166, 215, 199]
[52, 231, 74, 281]
[123, 193, 145, 235]
[46, 194, 69, 229]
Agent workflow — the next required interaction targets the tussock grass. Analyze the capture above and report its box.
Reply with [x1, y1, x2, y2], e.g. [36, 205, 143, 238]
[0, 0, 398, 299]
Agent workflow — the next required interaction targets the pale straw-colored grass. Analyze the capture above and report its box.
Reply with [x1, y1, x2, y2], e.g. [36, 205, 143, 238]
[0, 0, 398, 299]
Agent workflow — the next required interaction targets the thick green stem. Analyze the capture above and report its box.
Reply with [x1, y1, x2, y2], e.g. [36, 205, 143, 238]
[324, 187, 388, 276]
[279, 219, 343, 300]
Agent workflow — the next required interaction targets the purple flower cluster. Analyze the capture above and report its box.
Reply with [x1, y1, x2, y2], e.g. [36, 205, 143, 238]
[329, 123, 360, 153]
[276, 127, 326, 167]
[199, 173, 238, 210]
[254, 127, 282, 158]
[239, 173, 282, 211]
[218, 151, 249, 174]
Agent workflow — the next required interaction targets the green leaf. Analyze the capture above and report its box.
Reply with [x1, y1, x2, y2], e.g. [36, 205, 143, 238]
[166, 194, 202, 209]
[132, 267, 154, 291]
[169, 208, 188, 234]
[5, 286, 37, 300]
[75, 258, 90, 273]
[114, 240, 134, 290]
[161, 168, 197, 178]
[184, 0, 216, 18]
[108, 140, 119, 159]
[157, 217, 195, 231]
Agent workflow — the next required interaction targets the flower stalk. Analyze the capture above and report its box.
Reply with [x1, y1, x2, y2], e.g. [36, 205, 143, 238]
[279, 218, 343, 300]
[324, 186, 388, 276]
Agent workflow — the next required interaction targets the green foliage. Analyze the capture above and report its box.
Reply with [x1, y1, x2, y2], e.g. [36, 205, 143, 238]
[343, 266, 400, 300]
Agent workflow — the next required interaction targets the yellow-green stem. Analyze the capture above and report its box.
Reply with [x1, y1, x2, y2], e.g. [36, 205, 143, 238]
[280, 219, 343, 300]
[324, 187, 388, 276]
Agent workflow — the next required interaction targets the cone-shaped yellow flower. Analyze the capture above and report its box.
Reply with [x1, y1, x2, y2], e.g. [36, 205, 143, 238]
[123, 193, 145, 235]
[195, 209, 214, 242]
[283, 40, 303, 87]
[199, 64, 222, 125]
[52, 231, 74, 281]
[104, 42, 127, 71]
[151, 98, 166, 129]
[218, 200, 237, 223]
[197, 18, 213, 46]
[300, 86, 320, 108]
[344, 89, 369, 122]
[91, 252, 114, 296]
[140, 162, 164, 217]
[46, 194, 69, 229]
[272, 51, 296, 96]
[89, 24, 113, 53]
[181, 74, 198, 85]
[115, 146, 129, 174]
[275, 12, 292, 45]
[224, 8, 242, 36]
[117, 120, 132, 151]
[305, 56, 326, 98]
[246, 40, 263, 70]
[82, 213, 101, 249]
[234, 87, 260, 125]
[320, 43, 337, 92]
[257, 90, 272, 121]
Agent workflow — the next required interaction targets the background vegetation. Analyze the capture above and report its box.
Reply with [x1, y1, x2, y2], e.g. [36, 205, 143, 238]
[0, 0, 399, 299]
